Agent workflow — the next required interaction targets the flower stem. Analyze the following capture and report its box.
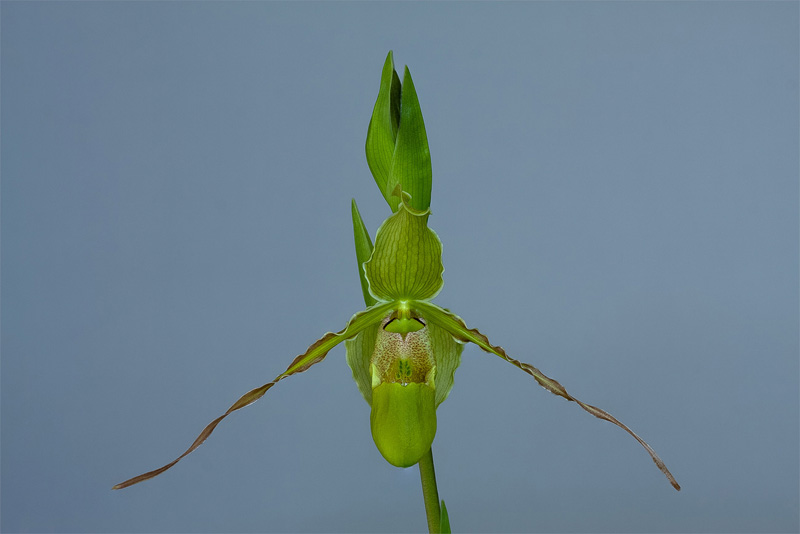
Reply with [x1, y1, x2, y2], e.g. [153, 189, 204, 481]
[418, 447, 441, 533]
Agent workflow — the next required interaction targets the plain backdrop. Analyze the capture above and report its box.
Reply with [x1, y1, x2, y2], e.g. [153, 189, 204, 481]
[2, 2, 798, 533]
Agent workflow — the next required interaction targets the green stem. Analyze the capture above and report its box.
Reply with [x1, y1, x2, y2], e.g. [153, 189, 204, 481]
[418, 447, 441, 533]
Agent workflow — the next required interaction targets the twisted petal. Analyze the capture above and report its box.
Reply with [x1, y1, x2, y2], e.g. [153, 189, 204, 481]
[113, 301, 394, 489]
[416, 301, 681, 491]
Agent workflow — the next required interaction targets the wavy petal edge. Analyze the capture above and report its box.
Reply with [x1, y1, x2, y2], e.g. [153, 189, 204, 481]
[416, 301, 681, 491]
[113, 302, 394, 489]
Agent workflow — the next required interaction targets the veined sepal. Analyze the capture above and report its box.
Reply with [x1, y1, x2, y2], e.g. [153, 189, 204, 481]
[364, 189, 444, 303]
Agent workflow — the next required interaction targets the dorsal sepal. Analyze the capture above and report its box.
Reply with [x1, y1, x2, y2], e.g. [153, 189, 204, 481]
[364, 188, 444, 302]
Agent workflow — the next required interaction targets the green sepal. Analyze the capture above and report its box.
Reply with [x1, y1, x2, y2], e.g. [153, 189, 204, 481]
[364, 190, 444, 302]
[370, 381, 437, 468]
[351, 199, 377, 308]
[366, 51, 401, 201]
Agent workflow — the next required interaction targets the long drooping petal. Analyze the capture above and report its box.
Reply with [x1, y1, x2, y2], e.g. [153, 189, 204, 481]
[113, 301, 394, 490]
[416, 301, 681, 491]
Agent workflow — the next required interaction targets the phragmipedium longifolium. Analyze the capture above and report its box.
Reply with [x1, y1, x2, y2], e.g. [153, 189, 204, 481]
[114, 51, 680, 533]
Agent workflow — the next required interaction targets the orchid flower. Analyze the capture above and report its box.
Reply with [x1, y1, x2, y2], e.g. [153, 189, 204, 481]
[114, 52, 680, 530]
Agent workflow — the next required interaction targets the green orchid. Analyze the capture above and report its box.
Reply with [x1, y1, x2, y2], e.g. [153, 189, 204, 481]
[114, 52, 679, 529]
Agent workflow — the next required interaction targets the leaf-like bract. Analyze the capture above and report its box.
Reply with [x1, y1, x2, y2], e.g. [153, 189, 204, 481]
[366, 52, 431, 212]
[351, 198, 377, 308]
[365, 51, 401, 204]
[440, 500, 451, 534]
[385, 66, 431, 212]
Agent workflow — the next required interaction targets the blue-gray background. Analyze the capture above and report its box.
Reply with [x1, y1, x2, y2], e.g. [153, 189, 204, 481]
[2, 2, 797, 533]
